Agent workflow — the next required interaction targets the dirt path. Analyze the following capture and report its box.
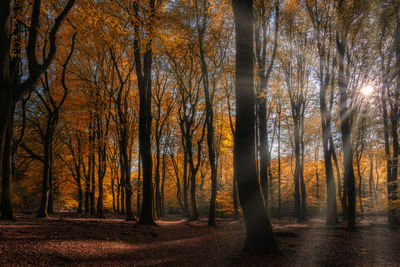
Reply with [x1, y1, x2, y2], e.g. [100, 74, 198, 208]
[0, 214, 399, 266]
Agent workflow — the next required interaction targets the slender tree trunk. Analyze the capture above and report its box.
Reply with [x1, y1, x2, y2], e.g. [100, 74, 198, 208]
[125, 163, 133, 220]
[38, 129, 52, 218]
[78, 184, 83, 213]
[154, 138, 161, 218]
[356, 159, 364, 218]
[368, 158, 374, 200]
[111, 176, 116, 213]
[198, 19, 217, 226]
[90, 148, 95, 215]
[300, 137, 306, 221]
[161, 153, 166, 217]
[137, 154, 141, 216]
[277, 106, 282, 219]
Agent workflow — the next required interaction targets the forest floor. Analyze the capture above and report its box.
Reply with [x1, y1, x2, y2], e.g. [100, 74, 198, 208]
[0, 213, 399, 266]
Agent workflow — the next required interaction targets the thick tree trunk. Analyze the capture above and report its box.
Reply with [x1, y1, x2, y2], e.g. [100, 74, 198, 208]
[321, 121, 338, 224]
[388, 10, 400, 225]
[119, 156, 125, 215]
[135, 0, 156, 225]
[47, 167, 54, 214]
[337, 32, 356, 231]
[189, 171, 200, 221]
[182, 156, 190, 217]
[96, 141, 106, 218]
[232, 0, 279, 254]
[1, 121, 14, 219]
[0, 1, 14, 201]
[258, 99, 269, 208]
[96, 178, 104, 218]
[232, 145, 239, 219]
[293, 122, 302, 222]
[137, 154, 141, 216]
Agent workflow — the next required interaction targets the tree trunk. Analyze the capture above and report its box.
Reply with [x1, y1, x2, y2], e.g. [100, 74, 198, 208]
[1, 120, 14, 219]
[232, 145, 239, 219]
[78, 184, 83, 213]
[293, 121, 302, 222]
[135, 0, 156, 225]
[137, 153, 141, 216]
[154, 137, 162, 218]
[277, 106, 282, 219]
[90, 150, 95, 215]
[182, 156, 189, 217]
[119, 155, 125, 215]
[161, 153, 166, 217]
[232, 0, 279, 254]
[38, 128, 52, 218]
[337, 31, 356, 231]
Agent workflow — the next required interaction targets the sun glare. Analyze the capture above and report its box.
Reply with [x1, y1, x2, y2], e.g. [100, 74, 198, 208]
[361, 85, 374, 96]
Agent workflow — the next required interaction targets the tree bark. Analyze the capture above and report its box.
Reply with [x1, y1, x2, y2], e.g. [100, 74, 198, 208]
[232, 0, 279, 254]
[337, 30, 356, 231]
[135, 0, 156, 225]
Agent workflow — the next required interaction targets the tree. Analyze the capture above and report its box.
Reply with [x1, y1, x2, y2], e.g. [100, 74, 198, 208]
[305, 0, 338, 225]
[232, 0, 279, 254]
[377, 1, 400, 225]
[254, 0, 279, 209]
[0, 0, 76, 220]
[133, 0, 157, 225]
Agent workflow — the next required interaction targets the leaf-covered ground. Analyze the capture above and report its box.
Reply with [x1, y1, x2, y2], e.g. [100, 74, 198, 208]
[0, 214, 399, 266]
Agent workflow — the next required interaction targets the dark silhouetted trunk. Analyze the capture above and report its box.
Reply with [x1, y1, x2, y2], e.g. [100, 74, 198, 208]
[232, 0, 279, 254]
[337, 30, 356, 231]
[135, 0, 156, 225]
[1, 121, 14, 219]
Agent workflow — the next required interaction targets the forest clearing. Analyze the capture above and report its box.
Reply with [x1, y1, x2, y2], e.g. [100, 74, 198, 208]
[1, 214, 399, 266]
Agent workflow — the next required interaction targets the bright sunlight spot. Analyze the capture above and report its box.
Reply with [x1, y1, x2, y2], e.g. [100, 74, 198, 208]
[361, 85, 374, 96]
